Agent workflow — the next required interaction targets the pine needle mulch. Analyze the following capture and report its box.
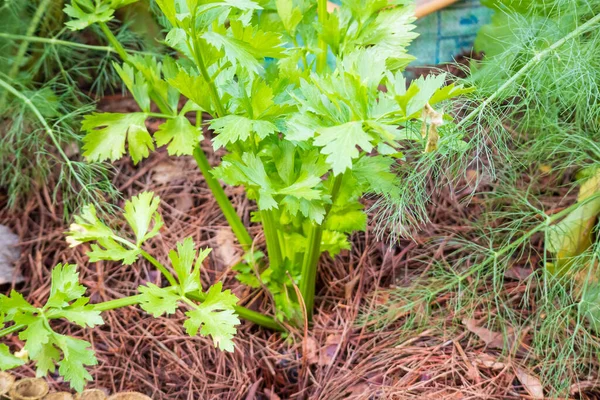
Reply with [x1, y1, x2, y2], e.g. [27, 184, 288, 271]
[1, 96, 599, 399]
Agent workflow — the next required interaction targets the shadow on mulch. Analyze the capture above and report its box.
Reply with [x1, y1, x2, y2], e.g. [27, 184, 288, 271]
[0, 96, 595, 399]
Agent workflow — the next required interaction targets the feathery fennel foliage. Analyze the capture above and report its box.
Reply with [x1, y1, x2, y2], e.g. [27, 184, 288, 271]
[363, 0, 600, 396]
[0, 0, 155, 215]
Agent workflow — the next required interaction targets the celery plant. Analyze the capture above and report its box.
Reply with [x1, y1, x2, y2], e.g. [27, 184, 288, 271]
[0, 192, 279, 390]
[60, 0, 472, 323]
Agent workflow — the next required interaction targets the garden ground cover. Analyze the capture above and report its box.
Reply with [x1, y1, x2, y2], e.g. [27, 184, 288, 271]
[1, 91, 594, 399]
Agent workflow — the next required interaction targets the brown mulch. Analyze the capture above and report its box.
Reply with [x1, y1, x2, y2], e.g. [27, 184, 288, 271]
[0, 97, 595, 399]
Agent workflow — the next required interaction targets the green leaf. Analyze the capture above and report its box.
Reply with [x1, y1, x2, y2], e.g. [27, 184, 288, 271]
[353, 155, 400, 197]
[429, 82, 475, 106]
[114, 63, 151, 112]
[87, 238, 141, 265]
[210, 115, 277, 150]
[46, 264, 87, 309]
[0, 344, 25, 370]
[18, 317, 51, 361]
[353, 5, 417, 56]
[138, 284, 181, 317]
[230, 21, 285, 59]
[183, 282, 239, 352]
[325, 205, 366, 234]
[155, 116, 203, 156]
[123, 192, 163, 247]
[168, 69, 213, 112]
[81, 113, 153, 164]
[67, 204, 114, 246]
[277, 175, 322, 201]
[203, 32, 262, 75]
[58, 298, 104, 328]
[216, 153, 278, 210]
[391, 73, 446, 117]
[64, 0, 115, 30]
[34, 343, 60, 376]
[314, 122, 374, 175]
[0, 291, 36, 320]
[169, 238, 211, 293]
[276, 0, 303, 34]
[155, 0, 177, 26]
[3, 264, 102, 391]
[55, 335, 97, 392]
[233, 251, 264, 288]
[320, 230, 351, 257]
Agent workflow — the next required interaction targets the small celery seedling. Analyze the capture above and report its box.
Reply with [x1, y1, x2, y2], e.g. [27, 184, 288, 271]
[0, 192, 257, 390]
[63, 0, 472, 323]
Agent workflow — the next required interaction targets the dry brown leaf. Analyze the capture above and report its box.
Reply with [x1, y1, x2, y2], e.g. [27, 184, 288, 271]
[0, 224, 22, 285]
[319, 334, 342, 365]
[150, 161, 182, 184]
[346, 382, 369, 397]
[504, 265, 533, 280]
[174, 189, 194, 213]
[462, 319, 505, 349]
[213, 229, 241, 267]
[305, 335, 342, 366]
[475, 354, 506, 370]
[570, 380, 600, 396]
[344, 274, 361, 300]
[305, 336, 319, 365]
[515, 367, 544, 399]
[465, 169, 479, 188]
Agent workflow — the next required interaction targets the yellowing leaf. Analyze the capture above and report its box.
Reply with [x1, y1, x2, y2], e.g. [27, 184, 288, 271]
[547, 169, 600, 274]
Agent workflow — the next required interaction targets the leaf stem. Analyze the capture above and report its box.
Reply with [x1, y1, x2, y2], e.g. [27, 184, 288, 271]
[140, 250, 178, 287]
[299, 224, 323, 319]
[316, 0, 329, 73]
[98, 22, 129, 62]
[0, 32, 158, 56]
[90, 290, 283, 331]
[0, 323, 24, 338]
[110, 235, 178, 286]
[186, 291, 284, 331]
[0, 290, 283, 337]
[98, 22, 173, 115]
[299, 173, 344, 320]
[261, 210, 283, 271]
[192, 147, 253, 250]
[91, 294, 142, 312]
[189, 25, 226, 117]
